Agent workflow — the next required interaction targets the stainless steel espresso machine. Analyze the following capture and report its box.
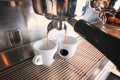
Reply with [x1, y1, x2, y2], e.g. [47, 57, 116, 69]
[32, 0, 120, 69]
[0, 0, 120, 80]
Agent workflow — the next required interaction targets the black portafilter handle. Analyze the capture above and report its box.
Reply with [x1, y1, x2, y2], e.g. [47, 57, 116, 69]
[74, 19, 120, 69]
[115, 12, 120, 19]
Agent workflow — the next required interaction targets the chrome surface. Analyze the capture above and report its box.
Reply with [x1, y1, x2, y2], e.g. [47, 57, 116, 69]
[0, 44, 34, 71]
[87, 58, 110, 80]
[32, 0, 88, 33]
[0, 0, 81, 71]
[7, 29, 22, 47]
[32, 0, 47, 15]
[0, 0, 47, 70]
[32, 0, 120, 39]
[90, 0, 120, 12]
[0, 1, 47, 51]
[32, 0, 77, 20]
[47, 20, 67, 33]
[90, 0, 120, 22]
[0, 2, 29, 51]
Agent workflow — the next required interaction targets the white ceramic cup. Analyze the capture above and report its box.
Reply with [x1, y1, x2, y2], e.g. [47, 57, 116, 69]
[57, 35, 78, 59]
[32, 39, 58, 66]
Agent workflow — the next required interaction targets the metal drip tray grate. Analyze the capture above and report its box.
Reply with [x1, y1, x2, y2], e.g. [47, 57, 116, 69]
[0, 39, 105, 80]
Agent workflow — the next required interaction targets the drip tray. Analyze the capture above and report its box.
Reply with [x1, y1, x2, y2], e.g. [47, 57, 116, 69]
[0, 39, 105, 80]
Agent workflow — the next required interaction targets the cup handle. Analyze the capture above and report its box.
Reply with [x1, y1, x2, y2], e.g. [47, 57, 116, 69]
[32, 55, 43, 65]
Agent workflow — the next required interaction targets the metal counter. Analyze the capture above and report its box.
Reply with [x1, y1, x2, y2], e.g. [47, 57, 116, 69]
[0, 38, 106, 80]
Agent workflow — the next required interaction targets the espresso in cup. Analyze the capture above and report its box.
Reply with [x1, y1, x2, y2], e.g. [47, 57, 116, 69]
[57, 35, 79, 59]
[32, 38, 58, 66]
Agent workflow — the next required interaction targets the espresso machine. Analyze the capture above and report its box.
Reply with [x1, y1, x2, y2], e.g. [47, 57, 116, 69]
[32, 0, 120, 69]
[0, 0, 120, 79]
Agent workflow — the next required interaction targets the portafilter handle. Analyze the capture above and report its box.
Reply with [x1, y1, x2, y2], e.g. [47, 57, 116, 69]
[67, 18, 120, 69]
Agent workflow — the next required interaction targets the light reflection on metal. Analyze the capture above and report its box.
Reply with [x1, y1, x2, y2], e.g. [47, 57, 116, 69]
[57, 7, 61, 14]
[1, 53, 10, 67]
[9, 0, 16, 8]
[28, 17, 37, 30]
[114, 0, 120, 10]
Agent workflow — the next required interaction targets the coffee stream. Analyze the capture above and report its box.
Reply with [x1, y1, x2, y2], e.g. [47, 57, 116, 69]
[46, 30, 67, 46]
[64, 30, 67, 44]
[46, 33, 49, 46]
